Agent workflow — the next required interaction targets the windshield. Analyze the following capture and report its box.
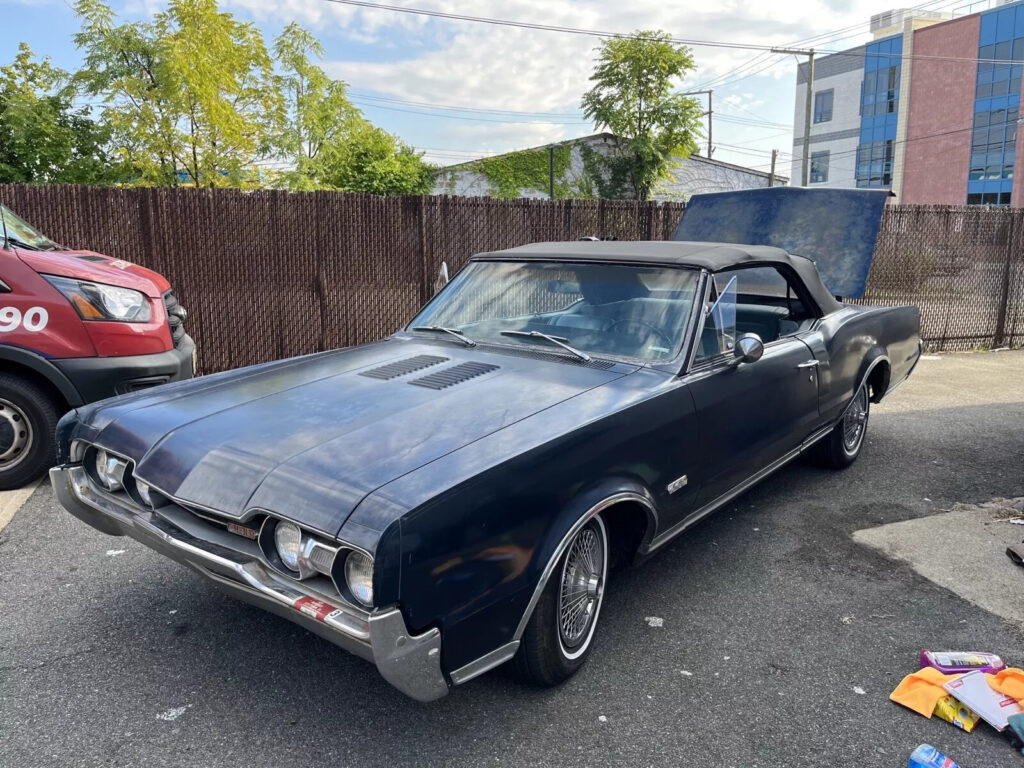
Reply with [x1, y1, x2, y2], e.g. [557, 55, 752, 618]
[408, 260, 700, 362]
[0, 205, 59, 251]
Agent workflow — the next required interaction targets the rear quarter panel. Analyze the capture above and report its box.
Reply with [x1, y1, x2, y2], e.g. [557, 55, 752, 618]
[817, 303, 921, 422]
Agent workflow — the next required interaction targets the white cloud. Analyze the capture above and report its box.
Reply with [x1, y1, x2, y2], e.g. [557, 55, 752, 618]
[136, 0, 906, 167]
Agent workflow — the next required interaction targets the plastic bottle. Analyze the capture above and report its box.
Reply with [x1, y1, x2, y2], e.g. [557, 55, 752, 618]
[908, 744, 960, 768]
[920, 649, 1005, 675]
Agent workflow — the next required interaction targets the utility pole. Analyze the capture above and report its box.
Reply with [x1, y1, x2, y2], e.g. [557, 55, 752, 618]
[769, 149, 778, 187]
[772, 47, 815, 186]
[681, 89, 713, 158]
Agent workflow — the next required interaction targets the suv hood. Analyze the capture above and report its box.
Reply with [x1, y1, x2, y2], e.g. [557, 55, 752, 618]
[15, 248, 171, 297]
[72, 339, 632, 535]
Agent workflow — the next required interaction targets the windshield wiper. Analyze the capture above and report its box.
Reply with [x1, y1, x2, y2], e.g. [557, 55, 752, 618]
[4, 236, 56, 252]
[500, 330, 591, 362]
[412, 325, 477, 347]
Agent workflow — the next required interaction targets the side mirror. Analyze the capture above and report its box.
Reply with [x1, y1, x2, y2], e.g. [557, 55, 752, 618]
[734, 333, 764, 364]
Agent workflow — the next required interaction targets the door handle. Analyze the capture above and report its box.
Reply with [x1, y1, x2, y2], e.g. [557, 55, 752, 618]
[796, 360, 820, 369]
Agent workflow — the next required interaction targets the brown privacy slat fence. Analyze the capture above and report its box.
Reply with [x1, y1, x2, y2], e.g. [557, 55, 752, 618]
[0, 185, 1021, 373]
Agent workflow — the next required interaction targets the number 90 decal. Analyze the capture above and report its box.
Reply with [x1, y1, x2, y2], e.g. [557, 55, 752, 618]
[0, 306, 49, 332]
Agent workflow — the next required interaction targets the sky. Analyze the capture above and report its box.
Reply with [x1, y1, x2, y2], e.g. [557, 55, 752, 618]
[0, 0, 963, 175]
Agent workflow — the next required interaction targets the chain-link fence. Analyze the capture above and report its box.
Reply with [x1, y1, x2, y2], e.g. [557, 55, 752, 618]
[0, 184, 1020, 372]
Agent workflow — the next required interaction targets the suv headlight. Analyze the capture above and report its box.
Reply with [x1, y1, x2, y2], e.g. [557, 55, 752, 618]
[44, 275, 151, 322]
[344, 551, 374, 607]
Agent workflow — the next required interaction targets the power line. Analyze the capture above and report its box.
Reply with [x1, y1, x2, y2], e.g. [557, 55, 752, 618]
[347, 89, 583, 118]
[320, 0, 1024, 67]
[349, 98, 588, 124]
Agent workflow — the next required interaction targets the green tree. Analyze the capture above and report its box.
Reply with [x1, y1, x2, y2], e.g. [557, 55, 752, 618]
[271, 23, 433, 195]
[73, 0, 283, 187]
[581, 30, 702, 200]
[314, 122, 434, 195]
[0, 43, 116, 184]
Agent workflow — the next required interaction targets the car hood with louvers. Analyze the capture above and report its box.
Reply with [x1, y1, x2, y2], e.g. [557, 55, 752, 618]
[65, 339, 633, 536]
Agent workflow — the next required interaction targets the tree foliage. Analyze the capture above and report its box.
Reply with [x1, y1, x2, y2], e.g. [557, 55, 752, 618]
[73, 0, 283, 187]
[271, 23, 432, 195]
[581, 30, 702, 200]
[53, 0, 431, 193]
[0, 43, 116, 184]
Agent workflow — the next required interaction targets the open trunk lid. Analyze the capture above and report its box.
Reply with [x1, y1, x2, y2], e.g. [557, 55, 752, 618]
[672, 187, 891, 299]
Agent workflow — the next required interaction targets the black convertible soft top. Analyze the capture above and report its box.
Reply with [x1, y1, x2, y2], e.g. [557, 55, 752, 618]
[473, 240, 841, 314]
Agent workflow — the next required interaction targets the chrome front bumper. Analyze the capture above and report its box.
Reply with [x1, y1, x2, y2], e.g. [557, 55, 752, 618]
[50, 464, 449, 702]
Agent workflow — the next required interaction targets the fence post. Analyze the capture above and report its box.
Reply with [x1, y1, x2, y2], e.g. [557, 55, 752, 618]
[418, 195, 430, 303]
[993, 211, 1015, 348]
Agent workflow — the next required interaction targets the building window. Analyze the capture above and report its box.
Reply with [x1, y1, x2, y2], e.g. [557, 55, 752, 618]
[967, 192, 1012, 206]
[855, 140, 894, 188]
[813, 89, 834, 123]
[861, 64, 900, 117]
[810, 151, 829, 183]
[968, 6, 1022, 208]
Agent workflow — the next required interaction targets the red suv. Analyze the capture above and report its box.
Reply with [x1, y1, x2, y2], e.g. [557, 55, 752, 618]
[0, 204, 194, 488]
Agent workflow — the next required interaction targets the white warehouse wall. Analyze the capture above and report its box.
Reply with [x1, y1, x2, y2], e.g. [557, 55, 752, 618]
[790, 47, 865, 188]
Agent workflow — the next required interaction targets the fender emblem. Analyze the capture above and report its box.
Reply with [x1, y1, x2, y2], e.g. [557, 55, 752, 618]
[667, 475, 688, 494]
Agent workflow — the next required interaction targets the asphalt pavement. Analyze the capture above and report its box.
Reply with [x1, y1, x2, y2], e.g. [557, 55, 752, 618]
[1, 351, 1023, 768]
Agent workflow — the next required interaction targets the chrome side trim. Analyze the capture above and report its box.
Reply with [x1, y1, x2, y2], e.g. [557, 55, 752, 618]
[512, 491, 655, 643]
[450, 641, 521, 686]
[646, 423, 834, 553]
[859, 354, 890, 403]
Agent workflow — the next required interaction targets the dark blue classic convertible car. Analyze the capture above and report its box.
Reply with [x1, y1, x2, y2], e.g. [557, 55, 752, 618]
[52, 189, 921, 701]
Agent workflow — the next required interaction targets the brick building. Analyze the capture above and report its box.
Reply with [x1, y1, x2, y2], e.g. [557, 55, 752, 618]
[790, 1, 1024, 206]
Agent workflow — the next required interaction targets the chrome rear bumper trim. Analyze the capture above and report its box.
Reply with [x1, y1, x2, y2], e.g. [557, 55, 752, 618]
[50, 464, 449, 702]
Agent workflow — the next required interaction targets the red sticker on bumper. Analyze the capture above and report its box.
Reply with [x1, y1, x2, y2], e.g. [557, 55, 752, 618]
[293, 596, 336, 622]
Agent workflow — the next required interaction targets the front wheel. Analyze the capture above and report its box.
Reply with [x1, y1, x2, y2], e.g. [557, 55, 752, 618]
[512, 515, 609, 686]
[0, 373, 60, 490]
[811, 381, 870, 470]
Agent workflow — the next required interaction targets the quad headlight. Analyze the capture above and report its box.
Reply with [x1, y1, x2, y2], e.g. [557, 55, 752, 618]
[94, 449, 127, 491]
[266, 519, 374, 608]
[274, 521, 303, 572]
[344, 551, 374, 607]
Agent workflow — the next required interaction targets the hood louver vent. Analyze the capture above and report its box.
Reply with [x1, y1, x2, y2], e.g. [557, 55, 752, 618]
[409, 362, 500, 390]
[360, 355, 449, 380]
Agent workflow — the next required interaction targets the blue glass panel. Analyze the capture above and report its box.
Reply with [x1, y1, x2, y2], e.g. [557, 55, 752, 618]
[998, 9, 1016, 42]
[981, 12, 998, 46]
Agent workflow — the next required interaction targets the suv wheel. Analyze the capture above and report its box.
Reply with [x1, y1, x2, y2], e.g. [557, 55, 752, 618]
[513, 515, 608, 686]
[0, 373, 60, 490]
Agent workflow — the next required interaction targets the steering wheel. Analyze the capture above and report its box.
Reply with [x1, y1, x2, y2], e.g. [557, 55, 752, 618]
[608, 319, 674, 352]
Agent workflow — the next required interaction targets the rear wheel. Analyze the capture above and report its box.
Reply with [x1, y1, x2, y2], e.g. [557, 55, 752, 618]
[0, 373, 60, 490]
[513, 515, 608, 686]
[811, 381, 870, 470]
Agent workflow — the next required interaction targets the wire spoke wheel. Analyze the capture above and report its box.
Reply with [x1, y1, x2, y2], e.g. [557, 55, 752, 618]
[843, 384, 869, 453]
[557, 518, 607, 659]
[0, 397, 32, 471]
